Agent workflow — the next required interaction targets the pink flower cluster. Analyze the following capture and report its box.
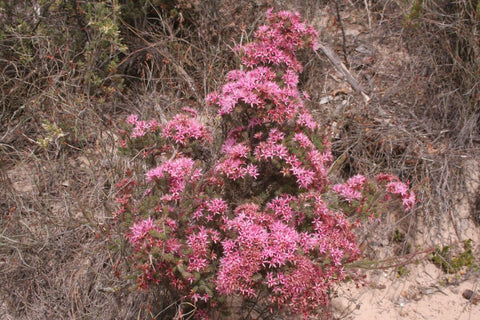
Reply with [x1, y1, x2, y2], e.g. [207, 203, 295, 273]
[124, 111, 210, 148]
[145, 157, 202, 201]
[215, 138, 259, 180]
[333, 174, 367, 202]
[216, 196, 359, 316]
[333, 173, 417, 212]
[206, 11, 318, 127]
[186, 226, 220, 273]
[127, 217, 161, 247]
[254, 128, 288, 160]
[377, 174, 416, 211]
[118, 9, 417, 319]
[126, 114, 160, 138]
[163, 113, 211, 146]
[240, 9, 318, 71]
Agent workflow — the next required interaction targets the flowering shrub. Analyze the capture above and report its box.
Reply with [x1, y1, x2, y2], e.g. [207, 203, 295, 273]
[115, 9, 416, 319]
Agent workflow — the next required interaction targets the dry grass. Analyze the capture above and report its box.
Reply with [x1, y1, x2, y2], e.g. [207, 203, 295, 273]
[1, 0, 479, 319]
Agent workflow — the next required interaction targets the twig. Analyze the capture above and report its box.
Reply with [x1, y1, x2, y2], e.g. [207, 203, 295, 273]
[348, 247, 434, 270]
[315, 43, 370, 103]
[334, 0, 349, 66]
[117, 17, 201, 102]
[364, 0, 372, 30]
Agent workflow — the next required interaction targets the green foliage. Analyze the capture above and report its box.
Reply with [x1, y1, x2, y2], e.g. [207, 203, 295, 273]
[404, 0, 424, 25]
[36, 120, 67, 149]
[81, 1, 127, 93]
[0, 0, 127, 120]
[392, 228, 405, 243]
[396, 265, 410, 277]
[430, 239, 476, 274]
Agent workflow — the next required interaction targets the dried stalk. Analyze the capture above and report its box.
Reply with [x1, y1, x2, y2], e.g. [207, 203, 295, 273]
[316, 43, 370, 103]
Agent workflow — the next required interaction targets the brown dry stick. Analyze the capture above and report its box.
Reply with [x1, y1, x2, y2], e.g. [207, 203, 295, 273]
[316, 42, 370, 103]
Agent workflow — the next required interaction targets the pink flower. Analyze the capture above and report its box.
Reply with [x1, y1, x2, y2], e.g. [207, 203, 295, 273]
[263, 221, 299, 267]
[127, 217, 160, 245]
[330, 248, 344, 266]
[126, 114, 138, 124]
[244, 164, 259, 179]
[376, 173, 397, 183]
[186, 227, 212, 272]
[188, 257, 209, 272]
[182, 107, 198, 116]
[266, 195, 296, 222]
[206, 198, 228, 215]
[296, 111, 317, 130]
[377, 174, 416, 211]
[216, 140, 258, 180]
[386, 181, 408, 195]
[333, 175, 366, 202]
[162, 114, 211, 145]
[293, 132, 314, 149]
[145, 157, 198, 197]
[333, 184, 362, 202]
[307, 149, 330, 179]
[213, 67, 278, 116]
[283, 69, 299, 87]
[402, 191, 416, 211]
[215, 158, 242, 180]
[386, 180, 416, 211]
[254, 141, 289, 160]
[267, 128, 285, 143]
[126, 114, 160, 138]
[290, 165, 315, 188]
[216, 205, 269, 295]
[240, 9, 318, 72]
[222, 140, 249, 158]
[254, 129, 290, 160]
[347, 174, 366, 188]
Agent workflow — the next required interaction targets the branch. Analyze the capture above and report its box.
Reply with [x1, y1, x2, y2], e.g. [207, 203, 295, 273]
[316, 42, 370, 103]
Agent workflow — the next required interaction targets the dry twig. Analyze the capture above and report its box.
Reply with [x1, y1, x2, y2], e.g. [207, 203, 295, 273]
[316, 43, 370, 103]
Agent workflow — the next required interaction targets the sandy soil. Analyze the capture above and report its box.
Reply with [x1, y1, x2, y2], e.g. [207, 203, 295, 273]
[333, 159, 480, 320]
[333, 263, 480, 320]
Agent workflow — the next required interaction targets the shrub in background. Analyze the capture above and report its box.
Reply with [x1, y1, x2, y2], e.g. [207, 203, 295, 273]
[0, 0, 127, 157]
[116, 9, 415, 319]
